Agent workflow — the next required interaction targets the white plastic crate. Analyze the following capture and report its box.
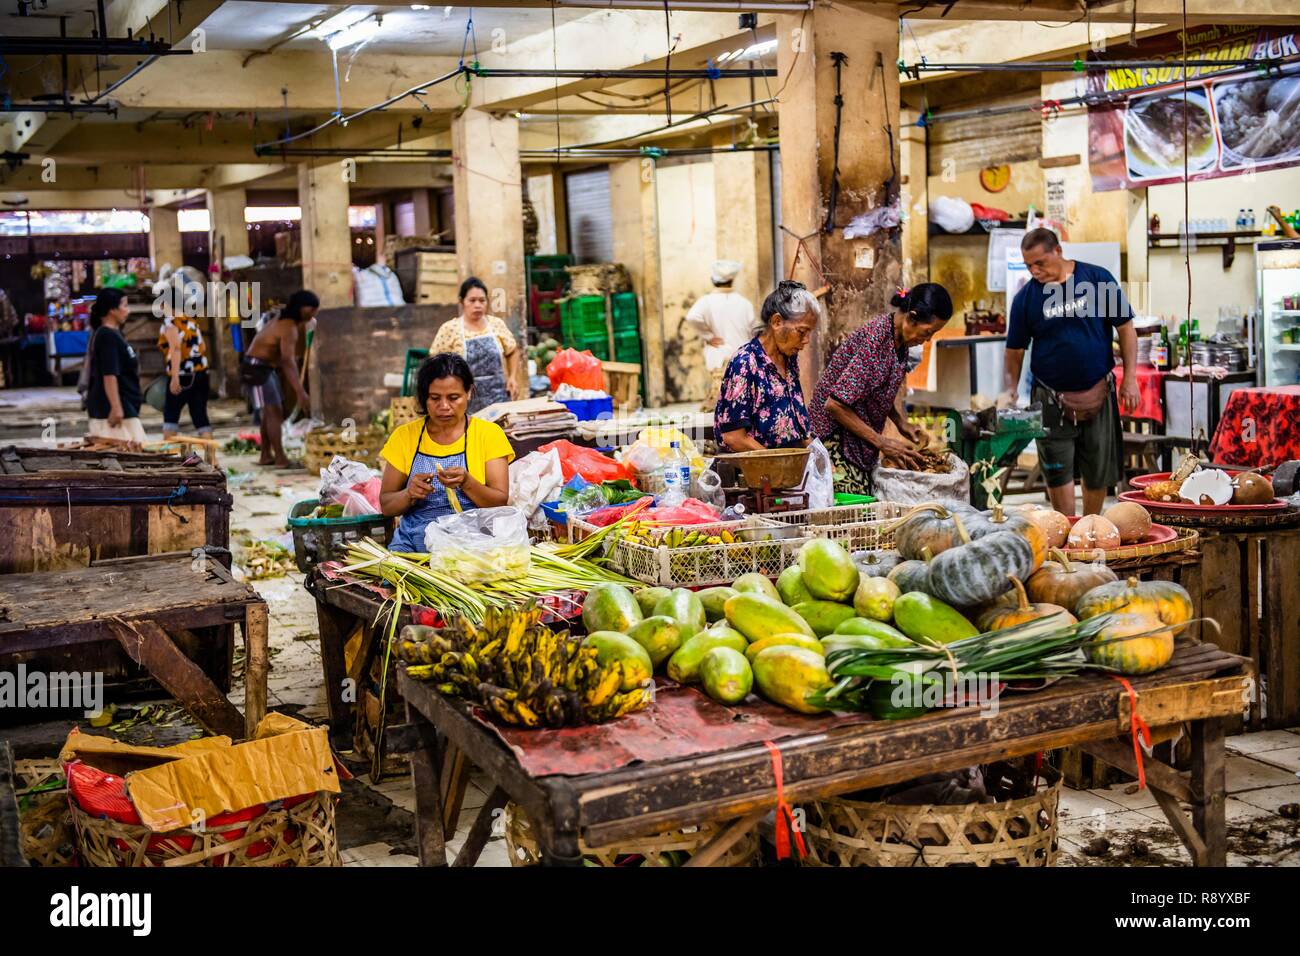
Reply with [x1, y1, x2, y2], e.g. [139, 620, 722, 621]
[760, 500, 909, 528]
[609, 532, 812, 586]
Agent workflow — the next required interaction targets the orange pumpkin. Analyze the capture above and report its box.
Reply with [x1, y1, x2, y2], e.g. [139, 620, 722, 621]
[1025, 548, 1120, 614]
[975, 576, 1076, 632]
[1083, 612, 1175, 675]
[1075, 577, 1195, 637]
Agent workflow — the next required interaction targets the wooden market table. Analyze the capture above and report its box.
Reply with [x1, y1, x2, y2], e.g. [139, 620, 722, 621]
[1141, 507, 1300, 730]
[0, 549, 268, 739]
[391, 643, 1249, 869]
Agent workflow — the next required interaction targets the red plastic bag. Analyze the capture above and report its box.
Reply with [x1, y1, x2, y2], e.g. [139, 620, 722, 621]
[538, 439, 631, 484]
[546, 348, 606, 392]
[584, 499, 721, 527]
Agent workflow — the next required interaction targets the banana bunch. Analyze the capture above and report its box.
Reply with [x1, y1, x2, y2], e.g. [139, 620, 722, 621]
[661, 527, 735, 549]
[395, 606, 652, 727]
[617, 520, 660, 547]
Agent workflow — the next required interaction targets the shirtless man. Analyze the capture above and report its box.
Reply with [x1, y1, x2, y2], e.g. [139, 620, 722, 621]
[242, 289, 318, 466]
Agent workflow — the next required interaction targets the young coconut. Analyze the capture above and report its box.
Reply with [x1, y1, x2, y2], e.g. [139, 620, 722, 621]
[1068, 514, 1122, 551]
[1231, 472, 1275, 505]
[1017, 503, 1071, 549]
[1102, 501, 1153, 545]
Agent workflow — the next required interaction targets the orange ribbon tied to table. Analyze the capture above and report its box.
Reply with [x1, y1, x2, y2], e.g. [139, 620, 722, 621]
[1111, 676, 1153, 790]
[763, 740, 806, 862]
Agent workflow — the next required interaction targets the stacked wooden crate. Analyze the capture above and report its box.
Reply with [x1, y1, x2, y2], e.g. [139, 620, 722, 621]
[412, 252, 459, 305]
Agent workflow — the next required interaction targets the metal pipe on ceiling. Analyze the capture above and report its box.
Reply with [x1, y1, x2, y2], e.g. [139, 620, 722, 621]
[3, 102, 117, 114]
[903, 58, 1288, 74]
[470, 67, 777, 79]
[554, 0, 811, 10]
[0, 36, 190, 56]
[520, 144, 778, 158]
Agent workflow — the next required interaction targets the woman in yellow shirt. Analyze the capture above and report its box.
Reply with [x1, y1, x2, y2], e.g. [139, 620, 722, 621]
[429, 277, 521, 413]
[379, 352, 516, 552]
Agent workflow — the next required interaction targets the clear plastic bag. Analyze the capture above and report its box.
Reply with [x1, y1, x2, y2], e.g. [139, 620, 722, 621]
[803, 439, 835, 510]
[423, 506, 532, 583]
[623, 442, 663, 476]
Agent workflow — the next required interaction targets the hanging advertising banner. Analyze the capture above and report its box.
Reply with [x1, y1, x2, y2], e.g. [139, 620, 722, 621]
[1087, 26, 1300, 192]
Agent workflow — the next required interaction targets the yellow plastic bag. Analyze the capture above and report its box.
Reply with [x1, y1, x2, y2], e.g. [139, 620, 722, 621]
[629, 427, 705, 471]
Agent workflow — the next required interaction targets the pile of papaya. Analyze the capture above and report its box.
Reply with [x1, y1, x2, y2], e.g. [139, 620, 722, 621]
[579, 536, 986, 717]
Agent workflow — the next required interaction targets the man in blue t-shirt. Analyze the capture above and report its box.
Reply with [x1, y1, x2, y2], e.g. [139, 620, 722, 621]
[1002, 228, 1139, 516]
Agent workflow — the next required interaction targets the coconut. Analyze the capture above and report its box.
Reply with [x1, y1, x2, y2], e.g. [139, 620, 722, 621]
[1068, 514, 1122, 551]
[1017, 504, 1072, 549]
[1103, 501, 1153, 544]
[1179, 468, 1234, 507]
[1144, 480, 1183, 503]
[1231, 472, 1275, 505]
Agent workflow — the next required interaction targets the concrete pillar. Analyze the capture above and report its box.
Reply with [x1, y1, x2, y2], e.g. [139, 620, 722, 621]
[205, 188, 248, 266]
[551, 171, 570, 255]
[776, 3, 902, 390]
[451, 109, 526, 337]
[148, 205, 183, 273]
[411, 189, 433, 236]
[610, 157, 665, 408]
[713, 136, 774, 313]
[900, 107, 929, 286]
[296, 163, 353, 308]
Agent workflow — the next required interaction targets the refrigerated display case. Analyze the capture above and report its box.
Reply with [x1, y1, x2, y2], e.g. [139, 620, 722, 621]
[1256, 239, 1300, 387]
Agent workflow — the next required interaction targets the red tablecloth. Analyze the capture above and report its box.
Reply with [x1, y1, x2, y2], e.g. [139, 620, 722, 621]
[1113, 364, 1164, 424]
[1210, 386, 1300, 467]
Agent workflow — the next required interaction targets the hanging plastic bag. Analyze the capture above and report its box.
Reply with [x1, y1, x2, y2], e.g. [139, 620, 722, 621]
[803, 439, 835, 510]
[546, 348, 606, 392]
[423, 506, 532, 583]
[538, 439, 632, 484]
[623, 442, 663, 477]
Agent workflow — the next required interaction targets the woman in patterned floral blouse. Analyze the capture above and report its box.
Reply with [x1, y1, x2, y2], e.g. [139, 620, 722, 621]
[809, 284, 952, 493]
[714, 280, 820, 451]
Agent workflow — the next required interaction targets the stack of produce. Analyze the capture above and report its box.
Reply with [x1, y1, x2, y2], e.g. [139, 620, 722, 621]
[616, 521, 739, 548]
[1144, 454, 1274, 505]
[395, 605, 652, 727]
[587, 524, 1201, 720]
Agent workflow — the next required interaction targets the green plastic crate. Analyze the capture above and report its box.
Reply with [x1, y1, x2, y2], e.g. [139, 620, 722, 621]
[611, 292, 639, 332]
[527, 254, 573, 270]
[833, 492, 875, 506]
[560, 295, 608, 348]
[613, 329, 641, 364]
[401, 348, 430, 397]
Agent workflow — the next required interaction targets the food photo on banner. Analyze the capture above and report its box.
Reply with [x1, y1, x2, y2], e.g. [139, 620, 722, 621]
[1087, 25, 1300, 192]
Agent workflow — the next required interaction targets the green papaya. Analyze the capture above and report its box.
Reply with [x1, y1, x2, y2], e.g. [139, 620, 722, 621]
[626, 616, 683, 668]
[582, 584, 643, 634]
[667, 630, 750, 684]
[791, 600, 859, 637]
[731, 572, 781, 602]
[653, 588, 707, 640]
[821, 633, 908, 657]
[705, 623, 748, 645]
[833, 617, 911, 643]
[751, 645, 834, 714]
[892, 592, 979, 645]
[797, 539, 860, 602]
[854, 576, 901, 621]
[776, 566, 815, 606]
[582, 631, 653, 690]
[634, 586, 672, 619]
[699, 647, 753, 705]
[724, 592, 817, 643]
[697, 586, 739, 623]
[745, 632, 824, 664]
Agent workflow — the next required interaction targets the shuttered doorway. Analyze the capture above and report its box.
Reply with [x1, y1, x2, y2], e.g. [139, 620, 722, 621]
[565, 167, 614, 264]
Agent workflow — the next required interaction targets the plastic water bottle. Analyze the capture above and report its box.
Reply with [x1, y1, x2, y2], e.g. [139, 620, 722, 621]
[659, 441, 689, 506]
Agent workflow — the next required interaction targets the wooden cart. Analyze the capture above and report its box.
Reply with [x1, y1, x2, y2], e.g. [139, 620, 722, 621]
[0, 550, 268, 739]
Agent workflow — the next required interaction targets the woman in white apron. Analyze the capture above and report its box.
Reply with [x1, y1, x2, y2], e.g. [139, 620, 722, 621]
[378, 353, 516, 552]
[429, 277, 521, 415]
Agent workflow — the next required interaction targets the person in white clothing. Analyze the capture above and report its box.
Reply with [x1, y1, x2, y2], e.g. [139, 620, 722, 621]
[685, 260, 755, 402]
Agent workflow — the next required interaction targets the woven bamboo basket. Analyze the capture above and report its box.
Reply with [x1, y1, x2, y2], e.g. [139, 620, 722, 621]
[304, 425, 386, 475]
[1060, 526, 1200, 567]
[504, 803, 758, 867]
[389, 396, 423, 432]
[70, 791, 340, 867]
[15, 759, 75, 867]
[800, 768, 1062, 868]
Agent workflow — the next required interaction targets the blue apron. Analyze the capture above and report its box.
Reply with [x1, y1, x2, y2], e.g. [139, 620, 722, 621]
[464, 330, 508, 415]
[388, 418, 474, 552]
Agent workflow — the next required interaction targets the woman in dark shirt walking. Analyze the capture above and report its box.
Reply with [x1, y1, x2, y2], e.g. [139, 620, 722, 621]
[86, 288, 146, 445]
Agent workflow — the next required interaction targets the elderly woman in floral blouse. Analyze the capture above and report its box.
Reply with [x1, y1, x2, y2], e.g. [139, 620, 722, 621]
[809, 284, 953, 493]
[714, 280, 820, 451]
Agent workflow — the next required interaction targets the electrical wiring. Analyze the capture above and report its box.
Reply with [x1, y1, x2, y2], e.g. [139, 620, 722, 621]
[770, 6, 808, 103]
